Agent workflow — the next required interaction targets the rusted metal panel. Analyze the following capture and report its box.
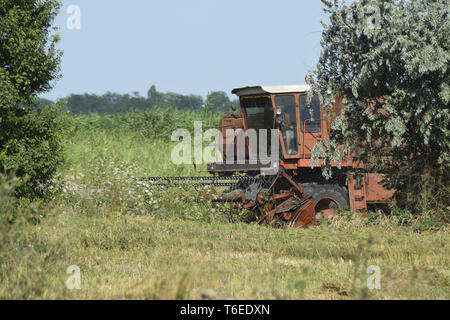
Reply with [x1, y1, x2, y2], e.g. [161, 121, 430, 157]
[221, 115, 245, 163]
[365, 173, 395, 202]
[348, 175, 368, 213]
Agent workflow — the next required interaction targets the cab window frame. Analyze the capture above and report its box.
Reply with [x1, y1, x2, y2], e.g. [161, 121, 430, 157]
[299, 94, 322, 133]
[274, 94, 299, 156]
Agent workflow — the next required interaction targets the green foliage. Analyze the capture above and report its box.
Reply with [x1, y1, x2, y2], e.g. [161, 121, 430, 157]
[0, 0, 62, 104]
[0, 103, 72, 198]
[73, 108, 222, 140]
[414, 210, 450, 233]
[0, 174, 20, 224]
[32, 97, 54, 110]
[59, 118, 230, 221]
[62, 85, 236, 115]
[390, 205, 415, 226]
[0, 0, 68, 199]
[205, 91, 232, 113]
[310, 0, 450, 213]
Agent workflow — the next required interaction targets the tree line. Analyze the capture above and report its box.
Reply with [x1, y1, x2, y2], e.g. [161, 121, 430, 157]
[36, 85, 239, 115]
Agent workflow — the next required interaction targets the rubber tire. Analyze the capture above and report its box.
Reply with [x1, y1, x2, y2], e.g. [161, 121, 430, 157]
[301, 183, 349, 211]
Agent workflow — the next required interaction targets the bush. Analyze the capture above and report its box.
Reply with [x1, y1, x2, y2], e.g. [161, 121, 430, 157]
[0, 103, 72, 199]
[0, 0, 65, 200]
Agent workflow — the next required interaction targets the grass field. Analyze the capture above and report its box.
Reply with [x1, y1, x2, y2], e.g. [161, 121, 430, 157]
[0, 111, 448, 299]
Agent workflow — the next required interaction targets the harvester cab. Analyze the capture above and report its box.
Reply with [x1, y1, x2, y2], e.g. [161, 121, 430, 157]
[208, 84, 328, 173]
[206, 84, 327, 227]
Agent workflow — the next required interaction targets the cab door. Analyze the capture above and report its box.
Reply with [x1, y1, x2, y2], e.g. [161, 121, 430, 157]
[298, 94, 323, 158]
[273, 94, 300, 159]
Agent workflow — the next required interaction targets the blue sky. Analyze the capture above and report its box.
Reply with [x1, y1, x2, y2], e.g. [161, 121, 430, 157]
[43, 0, 327, 100]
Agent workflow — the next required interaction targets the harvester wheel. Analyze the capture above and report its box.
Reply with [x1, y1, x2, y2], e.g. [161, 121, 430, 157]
[301, 183, 349, 221]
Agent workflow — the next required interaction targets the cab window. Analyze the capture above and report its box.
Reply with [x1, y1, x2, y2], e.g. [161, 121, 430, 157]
[299, 95, 321, 133]
[275, 95, 298, 155]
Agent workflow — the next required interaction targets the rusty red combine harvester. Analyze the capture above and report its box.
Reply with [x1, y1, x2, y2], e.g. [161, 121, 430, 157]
[208, 84, 394, 227]
[148, 83, 395, 227]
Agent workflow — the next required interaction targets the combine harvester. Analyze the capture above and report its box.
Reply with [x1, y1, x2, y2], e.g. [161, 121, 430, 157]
[147, 83, 394, 227]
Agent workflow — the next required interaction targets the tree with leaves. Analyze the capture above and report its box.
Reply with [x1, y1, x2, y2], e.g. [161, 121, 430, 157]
[310, 0, 449, 213]
[0, 0, 69, 198]
[205, 91, 232, 113]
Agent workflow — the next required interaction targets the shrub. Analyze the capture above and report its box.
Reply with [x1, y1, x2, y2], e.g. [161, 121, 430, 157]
[0, 0, 65, 199]
[0, 103, 72, 199]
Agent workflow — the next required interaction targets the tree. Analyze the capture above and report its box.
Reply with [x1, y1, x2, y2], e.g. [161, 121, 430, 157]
[164, 92, 204, 110]
[0, 0, 68, 198]
[205, 91, 232, 113]
[0, 0, 62, 104]
[147, 84, 164, 106]
[310, 0, 449, 212]
[65, 87, 208, 114]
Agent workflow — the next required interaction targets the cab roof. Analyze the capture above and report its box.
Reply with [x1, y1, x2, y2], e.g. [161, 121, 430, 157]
[231, 84, 311, 97]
